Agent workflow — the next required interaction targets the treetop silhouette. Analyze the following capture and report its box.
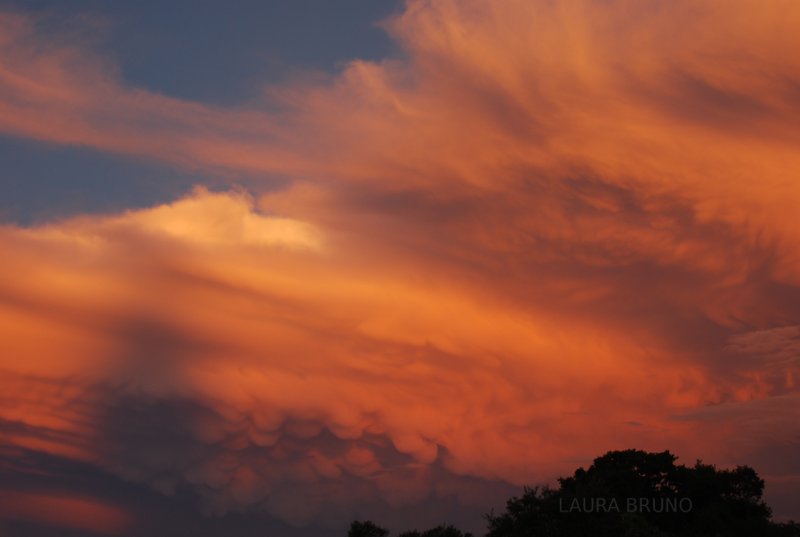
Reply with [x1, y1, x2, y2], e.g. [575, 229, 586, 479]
[350, 449, 800, 537]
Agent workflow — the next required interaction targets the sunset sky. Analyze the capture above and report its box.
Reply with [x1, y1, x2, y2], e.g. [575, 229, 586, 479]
[1, 1, 799, 535]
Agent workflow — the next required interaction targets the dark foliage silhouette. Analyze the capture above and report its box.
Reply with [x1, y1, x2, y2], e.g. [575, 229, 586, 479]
[349, 520, 390, 537]
[485, 449, 798, 537]
[348, 449, 800, 537]
[398, 524, 474, 537]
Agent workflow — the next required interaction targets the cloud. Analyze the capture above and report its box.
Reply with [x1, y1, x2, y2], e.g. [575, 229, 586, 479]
[0, 9, 295, 177]
[0, 489, 131, 535]
[0, 189, 707, 526]
[1, 0, 800, 531]
[2, 187, 796, 529]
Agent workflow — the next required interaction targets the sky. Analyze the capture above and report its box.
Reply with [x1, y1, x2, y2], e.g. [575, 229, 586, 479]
[1, 0, 799, 535]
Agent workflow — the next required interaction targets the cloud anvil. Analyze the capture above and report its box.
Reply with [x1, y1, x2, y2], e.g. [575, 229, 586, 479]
[1, 0, 799, 535]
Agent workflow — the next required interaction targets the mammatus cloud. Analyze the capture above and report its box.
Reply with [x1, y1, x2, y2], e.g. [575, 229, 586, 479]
[1, 0, 800, 533]
[1, 188, 797, 530]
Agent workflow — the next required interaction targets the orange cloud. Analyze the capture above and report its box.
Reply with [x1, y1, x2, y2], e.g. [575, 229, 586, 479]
[0, 188, 794, 527]
[1, 0, 800, 529]
[0, 489, 131, 534]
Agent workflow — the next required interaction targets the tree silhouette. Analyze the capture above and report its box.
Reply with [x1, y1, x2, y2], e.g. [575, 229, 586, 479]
[398, 524, 474, 537]
[349, 520, 390, 537]
[485, 449, 798, 537]
[347, 449, 800, 537]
